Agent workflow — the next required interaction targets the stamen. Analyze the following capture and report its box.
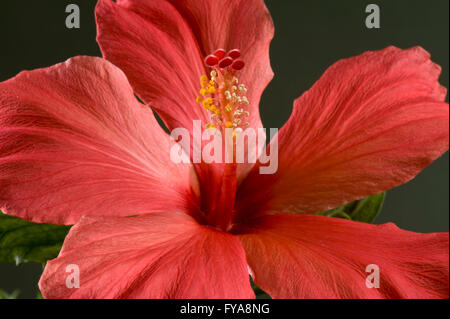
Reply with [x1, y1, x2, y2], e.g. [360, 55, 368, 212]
[195, 48, 251, 136]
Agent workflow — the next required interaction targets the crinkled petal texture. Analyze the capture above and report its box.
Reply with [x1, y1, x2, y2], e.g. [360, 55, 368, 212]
[0, 56, 198, 225]
[40, 212, 254, 299]
[236, 46, 449, 220]
[95, 0, 274, 192]
[236, 214, 449, 299]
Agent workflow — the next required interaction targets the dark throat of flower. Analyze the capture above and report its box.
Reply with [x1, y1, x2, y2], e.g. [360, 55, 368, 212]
[196, 48, 250, 231]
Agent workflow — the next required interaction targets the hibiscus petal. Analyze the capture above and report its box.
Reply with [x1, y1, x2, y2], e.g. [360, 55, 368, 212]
[39, 212, 254, 299]
[236, 213, 449, 299]
[96, 0, 209, 133]
[164, 0, 274, 132]
[0, 56, 199, 225]
[236, 46, 449, 220]
[96, 0, 274, 198]
[96, 0, 273, 133]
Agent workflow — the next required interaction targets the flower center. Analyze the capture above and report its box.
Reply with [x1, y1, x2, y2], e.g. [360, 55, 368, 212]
[196, 49, 250, 136]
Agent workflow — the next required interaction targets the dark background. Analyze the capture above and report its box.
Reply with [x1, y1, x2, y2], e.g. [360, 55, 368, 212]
[0, 0, 448, 298]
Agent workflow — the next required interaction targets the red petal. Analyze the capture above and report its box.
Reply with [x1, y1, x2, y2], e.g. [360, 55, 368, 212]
[0, 57, 199, 225]
[95, 0, 274, 189]
[167, 0, 274, 132]
[236, 46, 449, 220]
[40, 212, 254, 299]
[96, 0, 210, 130]
[236, 214, 449, 299]
[96, 0, 273, 133]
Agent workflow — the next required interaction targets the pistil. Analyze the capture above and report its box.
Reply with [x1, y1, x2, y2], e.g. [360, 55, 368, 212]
[196, 49, 250, 138]
[196, 48, 251, 230]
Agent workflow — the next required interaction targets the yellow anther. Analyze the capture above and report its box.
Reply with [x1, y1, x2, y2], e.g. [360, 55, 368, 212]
[200, 75, 208, 85]
[197, 67, 251, 132]
[208, 86, 216, 94]
[202, 100, 211, 109]
[200, 88, 208, 96]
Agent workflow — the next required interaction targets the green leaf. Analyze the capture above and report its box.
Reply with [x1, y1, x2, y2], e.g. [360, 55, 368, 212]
[0, 211, 71, 264]
[349, 192, 386, 223]
[0, 289, 20, 299]
[318, 192, 386, 224]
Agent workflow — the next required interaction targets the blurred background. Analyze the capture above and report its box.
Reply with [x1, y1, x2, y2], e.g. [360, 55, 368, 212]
[0, 0, 448, 298]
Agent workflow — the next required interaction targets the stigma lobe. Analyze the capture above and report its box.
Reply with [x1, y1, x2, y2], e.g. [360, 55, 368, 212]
[204, 48, 245, 71]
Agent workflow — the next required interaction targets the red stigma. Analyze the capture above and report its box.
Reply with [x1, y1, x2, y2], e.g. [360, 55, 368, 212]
[213, 49, 227, 60]
[227, 49, 241, 59]
[219, 57, 233, 68]
[204, 48, 245, 71]
[205, 55, 219, 67]
[231, 59, 245, 71]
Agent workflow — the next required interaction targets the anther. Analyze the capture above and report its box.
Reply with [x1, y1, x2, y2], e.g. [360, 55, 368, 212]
[197, 49, 251, 132]
[208, 86, 216, 94]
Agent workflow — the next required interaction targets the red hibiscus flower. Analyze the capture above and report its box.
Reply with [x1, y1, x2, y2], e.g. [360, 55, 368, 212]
[0, 0, 448, 299]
